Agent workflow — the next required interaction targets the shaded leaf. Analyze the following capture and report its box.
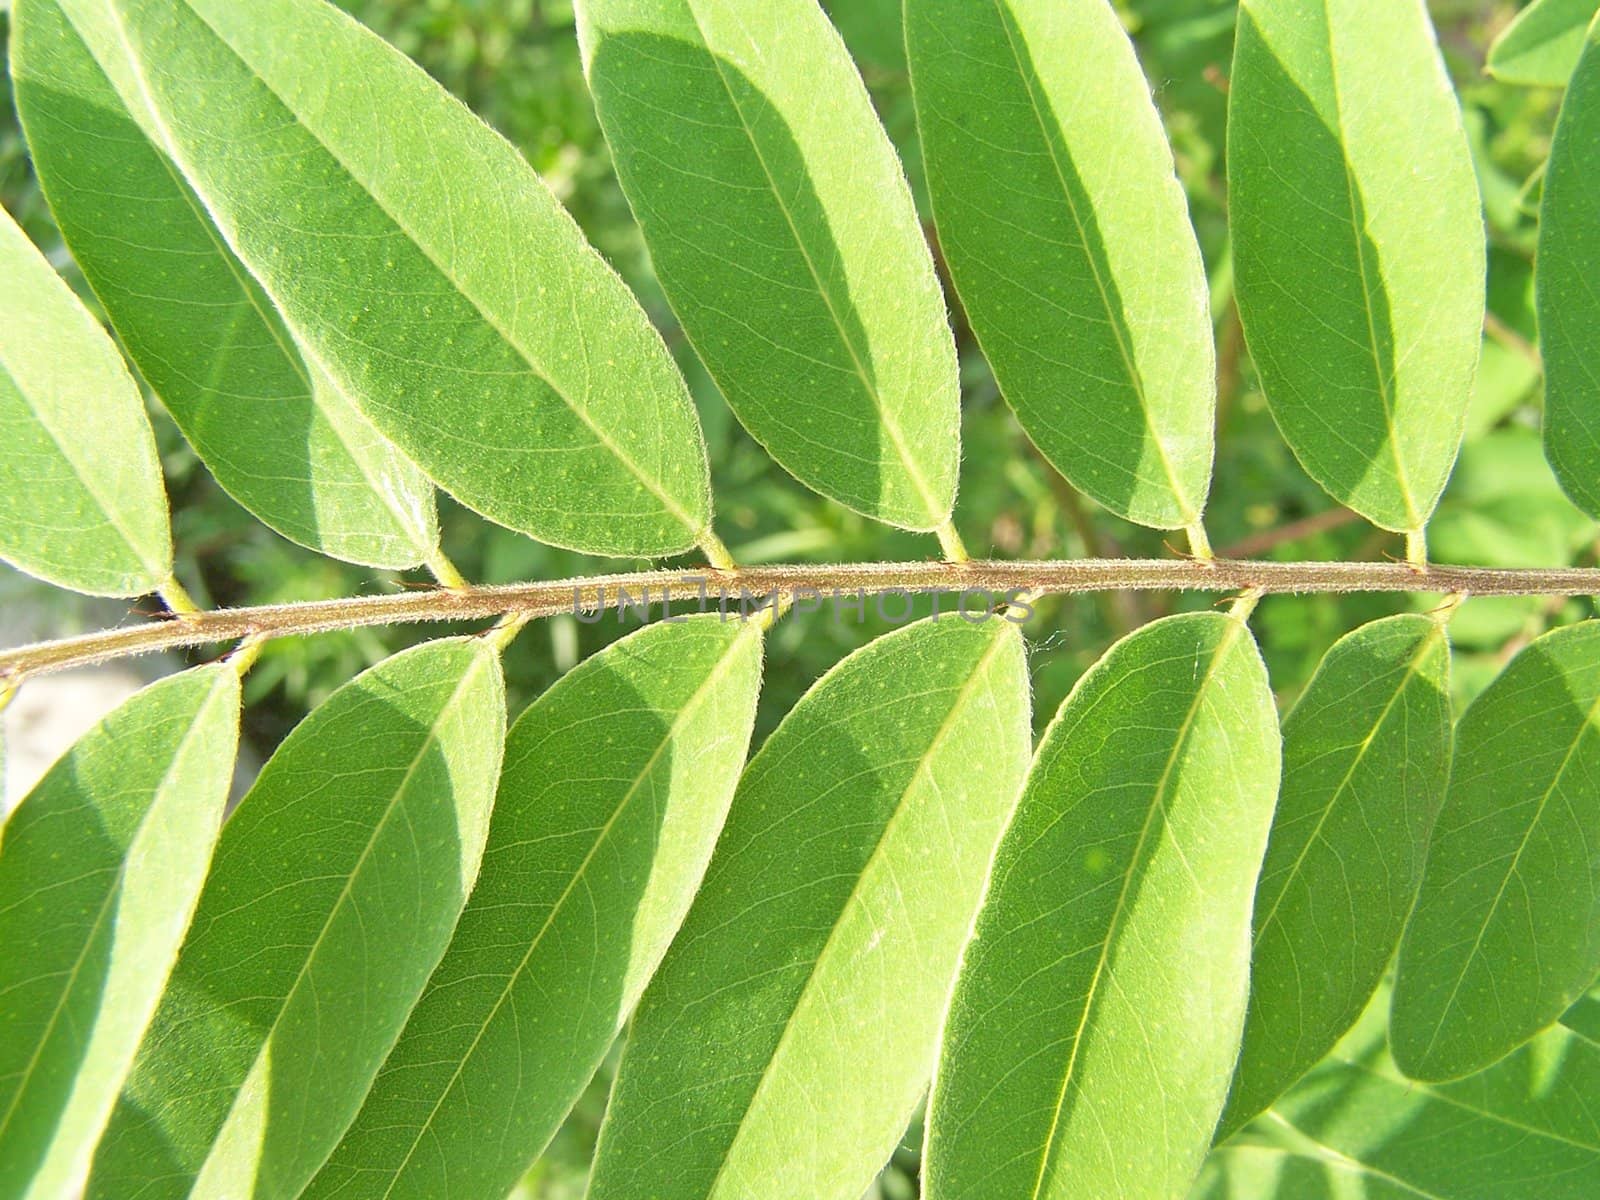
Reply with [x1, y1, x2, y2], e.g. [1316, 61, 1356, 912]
[1229, 0, 1485, 534]
[1199, 988, 1600, 1199]
[1392, 621, 1600, 1081]
[925, 611, 1281, 1200]
[97, 0, 712, 557]
[86, 638, 506, 1200]
[1222, 614, 1452, 1135]
[0, 667, 238, 1200]
[0, 203, 170, 596]
[305, 616, 764, 1200]
[1488, 0, 1598, 87]
[906, 0, 1215, 531]
[11, 0, 439, 570]
[1538, 15, 1600, 520]
[587, 616, 1031, 1200]
[577, 0, 960, 532]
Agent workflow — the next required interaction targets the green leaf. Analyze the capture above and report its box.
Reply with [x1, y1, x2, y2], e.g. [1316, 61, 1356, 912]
[1200, 988, 1600, 1199]
[926, 611, 1281, 1200]
[1488, 0, 1598, 87]
[304, 616, 763, 1200]
[1392, 620, 1600, 1082]
[1538, 16, 1600, 520]
[906, 0, 1215, 532]
[1229, 0, 1485, 535]
[0, 667, 238, 1200]
[576, 0, 960, 533]
[11, 0, 439, 570]
[1221, 614, 1453, 1135]
[86, 638, 506, 1200]
[587, 616, 1031, 1200]
[0, 203, 170, 596]
[95, 0, 713, 558]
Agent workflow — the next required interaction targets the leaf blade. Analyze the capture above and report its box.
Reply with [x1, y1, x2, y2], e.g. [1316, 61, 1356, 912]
[1222, 614, 1453, 1134]
[304, 616, 764, 1200]
[906, 0, 1215, 531]
[1391, 620, 1600, 1081]
[1488, 0, 1599, 87]
[86, 638, 506, 1200]
[0, 204, 171, 596]
[1539, 15, 1600, 520]
[586, 616, 1031, 1200]
[96, 0, 712, 557]
[925, 611, 1281, 1200]
[576, 0, 960, 532]
[0, 666, 239, 1200]
[11, 0, 439, 570]
[1229, 0, 1485, 533]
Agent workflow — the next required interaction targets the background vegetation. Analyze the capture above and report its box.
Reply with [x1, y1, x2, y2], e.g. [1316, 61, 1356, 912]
[1, 1, 1592, 1194]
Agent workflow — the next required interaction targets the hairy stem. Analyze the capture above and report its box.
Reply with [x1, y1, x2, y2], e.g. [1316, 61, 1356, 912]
[4, 557, 1598, 684]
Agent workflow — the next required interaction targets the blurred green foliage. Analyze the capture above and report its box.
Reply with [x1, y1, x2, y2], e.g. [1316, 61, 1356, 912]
[1, 1, 1596, 1191]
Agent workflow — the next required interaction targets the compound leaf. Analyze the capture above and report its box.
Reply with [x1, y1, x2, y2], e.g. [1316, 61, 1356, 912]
[0, 203, 170, 596]
[96, 0, 712, 558]
[906, 0, 1215, 531]
[305, 617, 764, 1200]
[926, 611, 1280, 1200]
[1539, 16, 1600, 520]
[1229, 0, 1485, 534]
[0, 666, 238, 1200]
[1392, 620, 1600, 1081]
[577, 0, 961, 533]
[86, 638, 506, 1200]
[1488, 0, 1598, 87]
[587, 616, 1031, 1200]
[1222, 614, 1452, 1135]
[11, 0, 439, 570]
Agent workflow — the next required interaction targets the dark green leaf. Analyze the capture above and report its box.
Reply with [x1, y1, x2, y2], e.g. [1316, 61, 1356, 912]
[577, 0, 961, 533]
[1392, 620, 1600, 1081]
[907, 0, 1215, 532]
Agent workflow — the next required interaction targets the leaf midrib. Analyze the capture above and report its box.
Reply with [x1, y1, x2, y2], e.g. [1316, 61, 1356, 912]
[1028, 615, 1245, 1200]
[106, 0, 704, 544]
[701, 625, 1015, 1200]
[371, 622, 759, 1199]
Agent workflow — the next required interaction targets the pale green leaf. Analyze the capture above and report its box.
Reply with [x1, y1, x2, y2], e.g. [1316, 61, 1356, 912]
[1392, 620, 1600, 1082]
[1229, 0, 1485, 534]
[1488, 0, 1598, 87]
[1538, 16, 1600, 520]
[576, 0, 960, 532]
[1222, 614, 1453, 1135]
[0, 203, 170, 596]
[304, 616, 763, 1200]
[925, 611, 1281, 1200]
[906, 0, 1215, 531]
[11, 0, 439, 570]
[86, 638, 506, 1200]
[587, 616, 1031, 1200]
[1199, 988, 1600, 1199]
[0, 666, 238, 1200]
[95, 0, 712, 557]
